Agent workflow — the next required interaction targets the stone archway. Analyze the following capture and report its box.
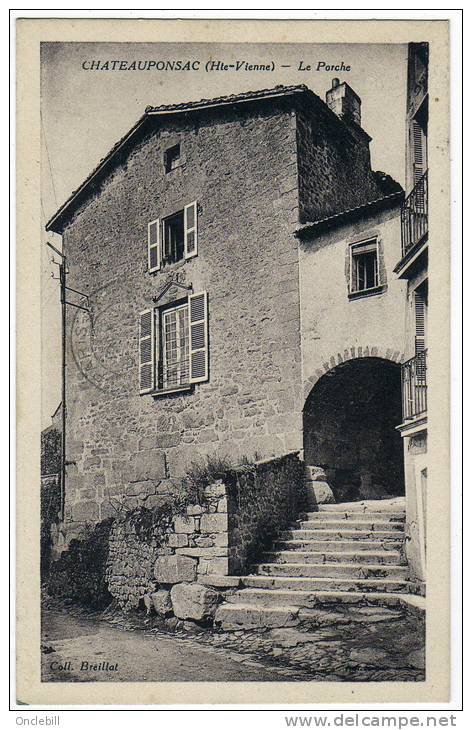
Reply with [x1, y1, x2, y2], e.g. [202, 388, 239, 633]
[303, 356, 405, 503]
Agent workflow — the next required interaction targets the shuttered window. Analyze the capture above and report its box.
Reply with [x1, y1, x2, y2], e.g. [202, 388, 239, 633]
[148, 219, 160, 272]
[139, 309, 155, 393]
[415, 292, 426, 354]
[148, 201, 198, 271]
[189, 291, 209, 383]
[184, 201, 198, 259]
[139, 291, 209, 394]
[412, 119, 427, 188]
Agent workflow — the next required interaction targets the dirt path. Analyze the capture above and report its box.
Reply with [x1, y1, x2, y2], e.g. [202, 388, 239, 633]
[41, 608, 308, 682]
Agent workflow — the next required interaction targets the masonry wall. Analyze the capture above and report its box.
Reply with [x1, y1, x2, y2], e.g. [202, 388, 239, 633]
[403, 432, 427, 593]
[62, 101, 304, 534]
[105, 453, 303, 611]
[295, 99, 384, 224]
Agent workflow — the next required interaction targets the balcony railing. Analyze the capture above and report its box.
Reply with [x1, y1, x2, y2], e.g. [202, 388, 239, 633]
[401, 170, 428, 258]
[401, 349, 427, 420]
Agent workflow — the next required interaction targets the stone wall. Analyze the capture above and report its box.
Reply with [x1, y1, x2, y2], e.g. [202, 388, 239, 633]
[403, 430, 427, 594]
[106, 482, 230, 611]
[295, 97, 384, 224]
[105, 453, 304, 614]
[226, 452, 305, 573]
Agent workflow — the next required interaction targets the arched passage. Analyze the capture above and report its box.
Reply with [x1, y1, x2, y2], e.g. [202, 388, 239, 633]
[303, 357, 404, 502]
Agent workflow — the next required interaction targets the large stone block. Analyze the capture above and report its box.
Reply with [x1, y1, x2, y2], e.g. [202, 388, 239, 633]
[198, 557, 229, 576]
[168, 532, 188, 548]
[154, 555, 197, 584]
[173, 515, 196, 534]
[71, 500, 99, 523]
[200, 513, 227, 534]
[170, 582, 219, 621]
[175, 547, 228, 558]
[151, 589, 173, 616]
[306, 480, 335, 507]
[128, 451, 166, 482]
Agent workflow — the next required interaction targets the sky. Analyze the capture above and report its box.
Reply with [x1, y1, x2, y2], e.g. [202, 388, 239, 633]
[41, 41, 408, 427]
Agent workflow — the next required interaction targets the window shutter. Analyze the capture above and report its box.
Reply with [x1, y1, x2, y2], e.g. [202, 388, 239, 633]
[148, 219, 161, 272]
[415, 293, 426, 354]
[412, 120, 426, 185]
[188, 291, 208, 383]
[184, 201, 198, 259]
[139, 308, 155, 394]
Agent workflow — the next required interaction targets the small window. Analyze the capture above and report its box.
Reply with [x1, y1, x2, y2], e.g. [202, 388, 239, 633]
[162, 211, 185, 265]
[350, 239, 379, 294]
[147, 201, 198, 271]
[164, 144, 181, 173]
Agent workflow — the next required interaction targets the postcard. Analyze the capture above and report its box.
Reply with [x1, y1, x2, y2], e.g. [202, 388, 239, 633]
[15, 17, 450, 705]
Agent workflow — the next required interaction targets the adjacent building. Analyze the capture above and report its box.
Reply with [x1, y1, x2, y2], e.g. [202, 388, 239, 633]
[394, 42, 429, 593]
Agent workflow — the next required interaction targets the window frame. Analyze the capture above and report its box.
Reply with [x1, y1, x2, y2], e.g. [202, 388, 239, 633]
[160, 300, 191, 391]
[139, 290, 209, 397]
[164, 143, 181, 173]
[162, 210, 185, 266]
[147, 201, 198, 273]
[349, 237, 382, 296]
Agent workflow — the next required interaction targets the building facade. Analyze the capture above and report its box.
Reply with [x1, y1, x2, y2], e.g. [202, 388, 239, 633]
[394, 43, 429, 593]
[46, 78, 427, 590]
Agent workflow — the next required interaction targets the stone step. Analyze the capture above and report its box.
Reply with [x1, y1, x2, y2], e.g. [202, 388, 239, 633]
[300, 512, 405, 523]
[262, 550, 402, 565]
[274, 539, 404, 552]
[214, 603, 300, 630]
[294, 519, 404, 532]
[241, 575, 408, 593]
[318, 499, 405, 514]
[226, 588, 412, 610]
[253, 562, 408, 579]
[279, 528, 404, 542]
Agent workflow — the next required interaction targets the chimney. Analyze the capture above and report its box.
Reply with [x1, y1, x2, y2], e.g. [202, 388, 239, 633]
[326, 78, 362, 127]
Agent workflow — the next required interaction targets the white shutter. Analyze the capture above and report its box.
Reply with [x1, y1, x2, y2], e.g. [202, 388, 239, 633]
[148, 219, 161, 272]
[139, 309, 155, 394]
[188, 291, 208, 383]
[184, 201, 198, 259]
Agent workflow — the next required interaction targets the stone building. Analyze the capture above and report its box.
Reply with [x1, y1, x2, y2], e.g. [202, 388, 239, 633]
[46, 78, 426, 608]
[46, 82, 395, 520]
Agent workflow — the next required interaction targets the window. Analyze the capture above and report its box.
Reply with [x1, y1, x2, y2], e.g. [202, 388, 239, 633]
[163, 211, 185, 265]
[147, 201, 198, 272]
[350, 239, 379, 294]
[164, 144, 181, 173]
[414, 283, 428, 354]
[162, 303, 189, 388]
[138, 291, 208, 394]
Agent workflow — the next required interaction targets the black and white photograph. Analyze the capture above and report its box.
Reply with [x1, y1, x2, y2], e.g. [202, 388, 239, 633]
[14, 16, 454, 706]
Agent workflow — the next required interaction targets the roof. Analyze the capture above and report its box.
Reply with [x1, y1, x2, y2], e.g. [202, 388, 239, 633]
[144, 84, 308, 115]
[295, 191, 404, 239]
[46, 84, 310, 234]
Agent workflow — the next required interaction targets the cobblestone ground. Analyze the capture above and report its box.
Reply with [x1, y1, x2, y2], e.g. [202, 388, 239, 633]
[200, 605, 425, 682]
[41, 601, 425, 683]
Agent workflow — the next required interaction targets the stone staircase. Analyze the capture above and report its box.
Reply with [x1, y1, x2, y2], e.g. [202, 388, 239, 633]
[215, 498, 411, 630]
